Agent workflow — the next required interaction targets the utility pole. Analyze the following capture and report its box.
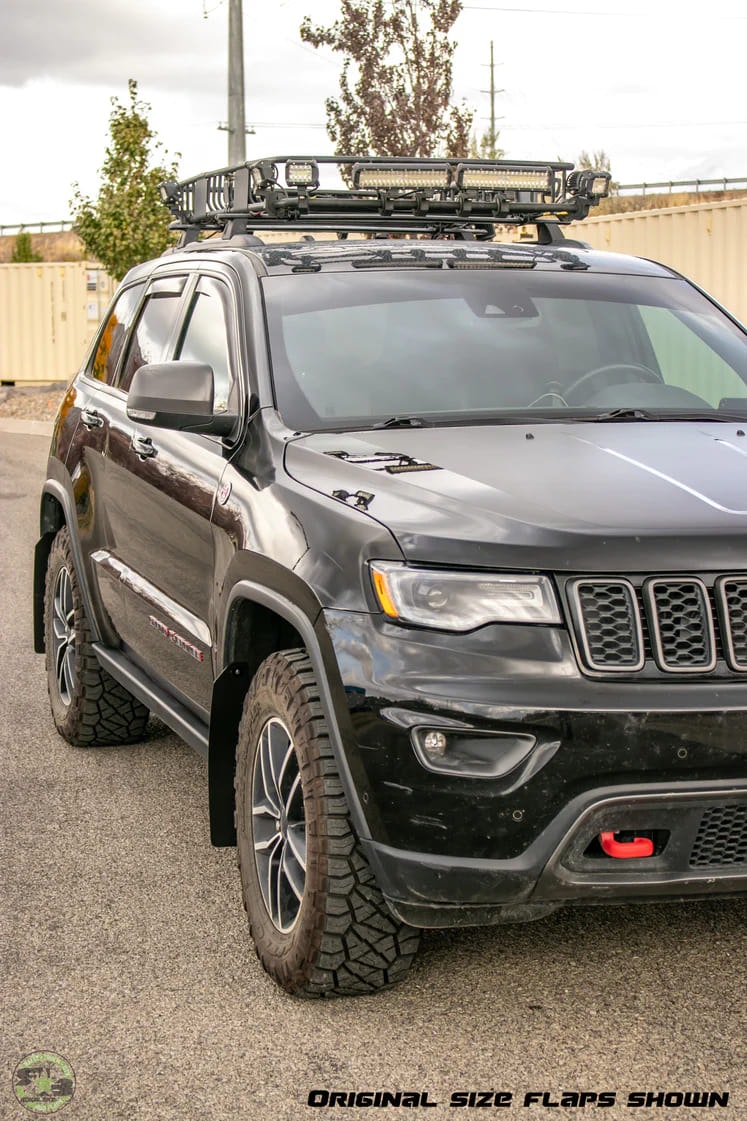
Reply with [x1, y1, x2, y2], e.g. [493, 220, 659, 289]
[480, 41, 504, 159]
[227, 0, 246, 164]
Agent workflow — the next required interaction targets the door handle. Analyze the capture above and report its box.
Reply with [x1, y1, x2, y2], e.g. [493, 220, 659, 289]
[81, 409, 103, 429]
[131, 434, 157, 459]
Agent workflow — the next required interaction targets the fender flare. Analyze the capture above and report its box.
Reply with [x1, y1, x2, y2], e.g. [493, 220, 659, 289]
[34, 479, 101, 651]
[209, 579, 373, 846]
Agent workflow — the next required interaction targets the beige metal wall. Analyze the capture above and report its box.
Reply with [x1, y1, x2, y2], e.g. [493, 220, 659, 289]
[0, 262, 114, 384]
[568, 197, 747, 324]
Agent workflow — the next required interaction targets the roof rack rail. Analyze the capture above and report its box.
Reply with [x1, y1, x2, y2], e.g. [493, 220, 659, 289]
[159, 155, 611, 243]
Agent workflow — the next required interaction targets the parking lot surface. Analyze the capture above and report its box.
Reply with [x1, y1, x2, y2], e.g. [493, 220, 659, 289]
[1, 430, 745, 1120]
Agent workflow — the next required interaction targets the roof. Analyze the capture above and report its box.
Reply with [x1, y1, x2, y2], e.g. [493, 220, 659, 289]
[161, 235, 676, 279]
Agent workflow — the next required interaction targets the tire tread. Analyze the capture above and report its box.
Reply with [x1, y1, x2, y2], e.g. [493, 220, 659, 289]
[235, 648, 420, 997]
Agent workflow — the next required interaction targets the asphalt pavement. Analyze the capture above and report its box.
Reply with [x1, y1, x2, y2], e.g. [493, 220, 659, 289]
[1, 429, 745, 1121]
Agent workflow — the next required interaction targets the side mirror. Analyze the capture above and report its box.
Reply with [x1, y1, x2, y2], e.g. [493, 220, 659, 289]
[126, 362, 239, 436]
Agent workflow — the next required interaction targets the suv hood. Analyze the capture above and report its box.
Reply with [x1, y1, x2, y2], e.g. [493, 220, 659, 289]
[284, 422, 747, 572]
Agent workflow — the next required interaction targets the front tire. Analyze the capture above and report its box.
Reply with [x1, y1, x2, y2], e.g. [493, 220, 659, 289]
[44, 526, 149, 746]
[235, 649, 421, 996]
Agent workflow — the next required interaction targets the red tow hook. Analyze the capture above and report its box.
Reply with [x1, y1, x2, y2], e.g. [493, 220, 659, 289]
[599, 831, 655, 859]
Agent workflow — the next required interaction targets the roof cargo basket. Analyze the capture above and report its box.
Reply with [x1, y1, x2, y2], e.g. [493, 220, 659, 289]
[159, 155, 611, 243]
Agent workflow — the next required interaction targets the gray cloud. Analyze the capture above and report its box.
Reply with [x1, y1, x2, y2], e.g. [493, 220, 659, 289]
[0, 0, 224, 93]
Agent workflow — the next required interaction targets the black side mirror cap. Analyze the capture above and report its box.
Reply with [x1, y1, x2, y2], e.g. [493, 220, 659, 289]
[127, 362, 239, 436]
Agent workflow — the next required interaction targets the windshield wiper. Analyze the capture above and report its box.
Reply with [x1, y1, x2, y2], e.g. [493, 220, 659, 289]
[372, 415, 432, 429]
[593, 408, 656, 421]
[592, 408, 747, 423]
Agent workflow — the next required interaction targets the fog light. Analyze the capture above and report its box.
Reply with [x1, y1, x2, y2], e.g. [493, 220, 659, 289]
[412, 727, 537, 778]
[423, 731, 448, 757]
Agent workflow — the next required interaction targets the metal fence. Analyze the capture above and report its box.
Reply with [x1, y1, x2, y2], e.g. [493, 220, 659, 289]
[616, 176, 747, 197]
[0, 221, 74, 236]
[569, 196, 747, 324]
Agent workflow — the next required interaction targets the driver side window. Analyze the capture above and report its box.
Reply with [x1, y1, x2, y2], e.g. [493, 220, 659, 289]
[175, 278, 235, 412]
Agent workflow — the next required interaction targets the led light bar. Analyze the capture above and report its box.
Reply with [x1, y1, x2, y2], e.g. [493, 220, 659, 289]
[456, 165, 552, 191]
[353, 163, 451, 190]
[285, 160, 320, 188]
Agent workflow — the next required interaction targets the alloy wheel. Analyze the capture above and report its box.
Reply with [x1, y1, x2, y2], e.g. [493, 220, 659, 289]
[251, 717, 308, 932]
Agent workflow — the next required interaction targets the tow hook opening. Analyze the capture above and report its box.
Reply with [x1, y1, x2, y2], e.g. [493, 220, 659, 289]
[584, 830, 669, 860]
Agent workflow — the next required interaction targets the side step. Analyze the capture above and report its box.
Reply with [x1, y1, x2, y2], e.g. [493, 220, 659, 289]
[93, 643, 209, 758]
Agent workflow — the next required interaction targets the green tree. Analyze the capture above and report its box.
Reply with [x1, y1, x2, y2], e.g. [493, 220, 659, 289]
[300, 0, 474, 159]
[10, 231, 42, 263]
[71, 80, 178, 280]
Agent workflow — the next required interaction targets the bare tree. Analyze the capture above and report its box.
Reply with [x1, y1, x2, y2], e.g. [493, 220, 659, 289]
[300, 0, 473, 158]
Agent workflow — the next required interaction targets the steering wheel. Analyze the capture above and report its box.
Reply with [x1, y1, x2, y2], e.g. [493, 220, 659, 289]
[564, 363, 662, 405]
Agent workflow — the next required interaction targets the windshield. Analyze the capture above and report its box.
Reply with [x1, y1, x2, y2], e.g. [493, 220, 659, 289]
[262, 268, 747, 431]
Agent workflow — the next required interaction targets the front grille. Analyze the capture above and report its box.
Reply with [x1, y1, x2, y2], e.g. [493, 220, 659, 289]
[571, 580, 643, 670]
[645, 579, 716, 672]
[690, 806, 747, 867]
[569, 573, 747, 676]
[718, 577, 747, 670]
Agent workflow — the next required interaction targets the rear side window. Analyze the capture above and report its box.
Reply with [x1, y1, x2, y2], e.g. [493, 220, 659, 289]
[117, 285, 184, 393]
[88, 283, 145, 385]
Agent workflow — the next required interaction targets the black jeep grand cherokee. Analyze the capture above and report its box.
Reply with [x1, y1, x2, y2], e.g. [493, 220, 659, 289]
[34, 157, 747, 995]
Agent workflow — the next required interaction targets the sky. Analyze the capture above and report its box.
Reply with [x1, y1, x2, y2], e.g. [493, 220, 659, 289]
[1, 0, 746, 225]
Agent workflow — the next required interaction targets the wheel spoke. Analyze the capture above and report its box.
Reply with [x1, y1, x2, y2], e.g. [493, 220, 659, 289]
[254, 830, 282, 855]
[63, 646, 76, 695]
[258, 727, 282, 816]
[284, 771, 302, 818]
[281, 843, 305, 903]
[251, 716, 307, 933]
[55, 640, 68, 692]
[285, 822, 307, 873]
[253, 832, 280, 915]
[51, 566, 77, 707]
[268, 721, 293, 801]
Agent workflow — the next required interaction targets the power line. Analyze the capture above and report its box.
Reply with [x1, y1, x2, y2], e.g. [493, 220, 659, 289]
[463, 4, 747, 14]
[501, 119, 747, 130]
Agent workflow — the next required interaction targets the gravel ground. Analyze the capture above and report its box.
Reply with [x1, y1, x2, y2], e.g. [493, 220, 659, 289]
[0, 382, 66, 420]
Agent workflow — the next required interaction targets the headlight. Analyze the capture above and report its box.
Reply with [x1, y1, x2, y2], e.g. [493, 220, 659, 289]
[370, 562, 561, 630]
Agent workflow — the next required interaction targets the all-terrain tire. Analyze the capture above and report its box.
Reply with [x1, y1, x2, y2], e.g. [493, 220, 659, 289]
[235, 649, 421, 996]
[44, 526, 149, 746]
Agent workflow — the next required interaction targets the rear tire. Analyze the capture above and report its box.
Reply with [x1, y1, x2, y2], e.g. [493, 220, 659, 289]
[235, 649, 421, 996]
[44, 526, 149, 746]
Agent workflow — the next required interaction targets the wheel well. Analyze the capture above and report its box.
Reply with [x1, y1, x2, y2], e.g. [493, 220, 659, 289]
[33, 494, 67, 653]
[225, 597, 304, 682]
[209, 596, 306, 847]
[41, 492, 65, 536]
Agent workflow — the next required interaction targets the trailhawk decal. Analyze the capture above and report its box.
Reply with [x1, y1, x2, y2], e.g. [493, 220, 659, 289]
[149, 615, 205, 662]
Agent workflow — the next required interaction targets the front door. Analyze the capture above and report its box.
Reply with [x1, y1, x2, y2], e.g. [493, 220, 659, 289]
[94, 270, 241, 715]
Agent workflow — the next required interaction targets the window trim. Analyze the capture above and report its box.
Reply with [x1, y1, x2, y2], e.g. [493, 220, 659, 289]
[113, 274, 192, 394]
[166, 267, 247, 445]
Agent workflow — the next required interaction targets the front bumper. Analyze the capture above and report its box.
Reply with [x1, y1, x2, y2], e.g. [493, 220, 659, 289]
[362, 783, 747, 927]
[323, 609, 747, 926]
